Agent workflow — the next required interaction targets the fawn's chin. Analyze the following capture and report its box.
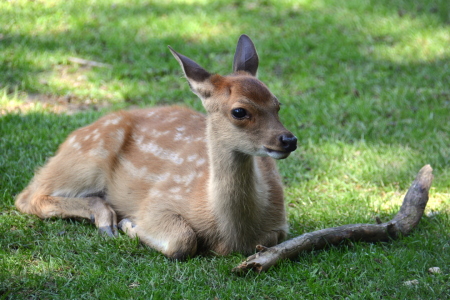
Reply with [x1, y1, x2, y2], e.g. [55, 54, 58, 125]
[264, 147, 291, 160]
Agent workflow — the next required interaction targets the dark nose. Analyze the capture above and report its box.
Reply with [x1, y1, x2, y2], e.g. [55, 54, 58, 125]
[279, 134, 297, 152]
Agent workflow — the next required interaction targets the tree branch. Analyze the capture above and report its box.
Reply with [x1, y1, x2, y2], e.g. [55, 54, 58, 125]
[233, 164, 433, 274]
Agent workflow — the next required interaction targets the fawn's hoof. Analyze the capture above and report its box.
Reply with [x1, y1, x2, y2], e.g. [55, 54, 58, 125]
[118, 218, 137, 237]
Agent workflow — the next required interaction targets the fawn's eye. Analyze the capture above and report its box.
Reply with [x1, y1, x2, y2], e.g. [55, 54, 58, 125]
[231, 108, 248, 119]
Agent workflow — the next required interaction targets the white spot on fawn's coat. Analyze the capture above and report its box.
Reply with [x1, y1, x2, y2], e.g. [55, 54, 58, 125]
[122, 159, 170, 182]
[68, 135, 81, 150]
[173, 172, 196, 186]
[89, 139, 109, 158]
[103, 116, 123, 127]
[135, 137, 184, 165]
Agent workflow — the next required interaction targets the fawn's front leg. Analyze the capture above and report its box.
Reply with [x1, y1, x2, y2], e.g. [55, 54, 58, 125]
[118, 212, 197, 260]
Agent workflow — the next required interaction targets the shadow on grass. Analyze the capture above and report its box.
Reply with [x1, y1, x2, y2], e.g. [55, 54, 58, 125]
[1, 0, 448, 91]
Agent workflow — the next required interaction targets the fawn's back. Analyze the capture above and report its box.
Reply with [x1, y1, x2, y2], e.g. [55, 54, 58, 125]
[47, 107, 208, 217]
[16, 35, 297, 259]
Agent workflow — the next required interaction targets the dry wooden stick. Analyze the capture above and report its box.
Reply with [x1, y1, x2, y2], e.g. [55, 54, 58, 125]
[233, 164, 434, 274]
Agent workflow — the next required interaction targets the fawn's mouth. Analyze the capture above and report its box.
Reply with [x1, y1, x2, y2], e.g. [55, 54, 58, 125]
[264, 147, 291, 159]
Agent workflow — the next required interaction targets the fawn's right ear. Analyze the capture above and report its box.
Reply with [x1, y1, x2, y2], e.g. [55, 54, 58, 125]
[169, 46, 214, 101]
[233, 34, 259, 76]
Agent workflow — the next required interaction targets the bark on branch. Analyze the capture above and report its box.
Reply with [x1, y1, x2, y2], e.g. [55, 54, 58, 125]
[233, 164, 434, 274]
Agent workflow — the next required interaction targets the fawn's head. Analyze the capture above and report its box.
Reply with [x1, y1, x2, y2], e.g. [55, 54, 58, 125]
[169, 35, 297, 159]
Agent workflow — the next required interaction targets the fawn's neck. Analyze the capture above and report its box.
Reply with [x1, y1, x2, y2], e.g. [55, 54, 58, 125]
[206, 122, 268, 249]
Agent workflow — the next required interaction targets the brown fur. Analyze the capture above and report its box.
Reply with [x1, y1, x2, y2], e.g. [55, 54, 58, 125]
[15, 35, 297, 259]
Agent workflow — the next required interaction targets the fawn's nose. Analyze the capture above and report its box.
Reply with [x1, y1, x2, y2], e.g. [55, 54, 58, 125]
[279, 134, 297, 152]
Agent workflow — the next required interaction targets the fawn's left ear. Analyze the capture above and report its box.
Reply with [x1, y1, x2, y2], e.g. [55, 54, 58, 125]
[232, 34, 259, 76]
[169, 46, 214, 100]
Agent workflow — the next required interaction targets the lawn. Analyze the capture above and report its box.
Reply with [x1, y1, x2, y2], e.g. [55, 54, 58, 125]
[1, 0, 449, 298]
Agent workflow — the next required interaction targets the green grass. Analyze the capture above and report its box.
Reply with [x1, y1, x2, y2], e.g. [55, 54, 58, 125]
[1, 0, 450, 298]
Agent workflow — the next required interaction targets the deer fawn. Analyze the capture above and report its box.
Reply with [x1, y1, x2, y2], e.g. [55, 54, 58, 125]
[15, 35, 297, 259]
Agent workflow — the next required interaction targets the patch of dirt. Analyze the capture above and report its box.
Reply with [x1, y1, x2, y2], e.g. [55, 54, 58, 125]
[2, 58, 115, 115]
[1, 93, 112, 115]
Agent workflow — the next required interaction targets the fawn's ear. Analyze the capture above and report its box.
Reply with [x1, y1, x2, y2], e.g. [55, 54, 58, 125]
[232, 34, 259, 76]
[169, 46, 213, 100]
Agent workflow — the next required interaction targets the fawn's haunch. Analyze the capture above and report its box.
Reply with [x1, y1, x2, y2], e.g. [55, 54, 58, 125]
[15, 35, 297, 259]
